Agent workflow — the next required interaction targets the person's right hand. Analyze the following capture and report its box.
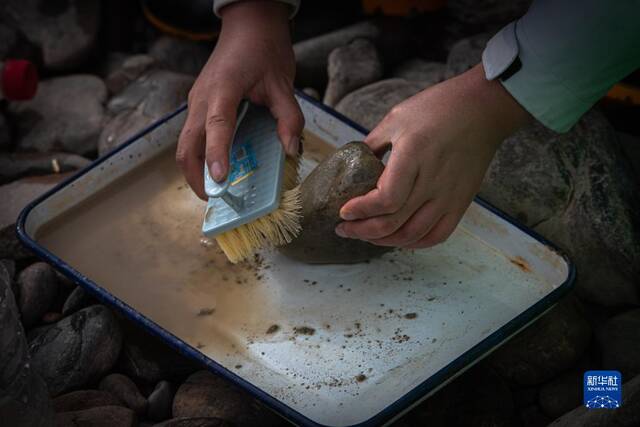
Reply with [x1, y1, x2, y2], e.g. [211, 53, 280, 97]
[177, 0, 303, 199]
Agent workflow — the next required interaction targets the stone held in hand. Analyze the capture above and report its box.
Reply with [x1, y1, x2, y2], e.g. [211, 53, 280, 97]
[99, 373, 148, 416]
[17, 262, 59, 328]
[55, 405, 137, 427]
[278, 142, 392, 264]
[323, 38, 383, 107]
[28, 304, 123, 396]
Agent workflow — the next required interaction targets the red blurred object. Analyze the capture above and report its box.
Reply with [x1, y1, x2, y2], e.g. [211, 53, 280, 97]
[1, 59, 39, 101]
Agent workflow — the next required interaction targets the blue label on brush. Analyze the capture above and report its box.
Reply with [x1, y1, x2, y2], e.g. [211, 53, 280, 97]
[229, 141, 259, 185]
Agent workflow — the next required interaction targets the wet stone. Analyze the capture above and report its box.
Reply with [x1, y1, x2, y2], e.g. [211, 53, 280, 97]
[279, 142, 392, 264]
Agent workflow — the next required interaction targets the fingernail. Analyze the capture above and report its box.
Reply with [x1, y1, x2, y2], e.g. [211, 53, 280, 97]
[210, 161, 225, 182]
[340, 210, 356, 221]
[288, 136, 299, 156]
[335, 225, 347, 238]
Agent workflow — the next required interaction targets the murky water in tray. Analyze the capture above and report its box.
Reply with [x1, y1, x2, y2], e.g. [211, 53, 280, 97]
[36, 131, 554, 426]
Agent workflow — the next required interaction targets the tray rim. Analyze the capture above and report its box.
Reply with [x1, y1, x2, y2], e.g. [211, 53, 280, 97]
[16, 91, 576, 427]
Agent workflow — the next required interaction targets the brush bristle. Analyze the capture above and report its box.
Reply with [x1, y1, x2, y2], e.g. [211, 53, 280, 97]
[215, 155, 302, 263]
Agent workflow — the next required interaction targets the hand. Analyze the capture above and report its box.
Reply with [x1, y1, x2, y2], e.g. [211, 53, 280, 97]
[335, 64, 531, 248]
[176, 0, 303, 199]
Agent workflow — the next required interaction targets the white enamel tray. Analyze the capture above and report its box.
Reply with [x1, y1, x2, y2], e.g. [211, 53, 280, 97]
[18, 93, 574, 427]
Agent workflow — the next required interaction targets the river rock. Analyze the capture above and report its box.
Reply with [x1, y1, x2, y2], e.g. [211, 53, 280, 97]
[279, 142, 392, 263]
[118, 323, 199, 383]
[323, 38, 383, 106]
[55, 406, 136, 427]
[99, 70, 194, 154]
[446, 33, 491, 77]
[17, 262, 59, 328]
[148, 380, 174, 422]
[105, 54, 157, 94]
[447, 0, 530, 30]
[335, 78, 423, 130]
[294, 21, 380, 89]
[549, 374, 640, 427]
[0, 152, 90, 184]
[9, 75, 107, 156]
[62, 286, 93, 316]
[154, 418, 234, 427]
[53, 389, 121, 412]
[392, 59, 447, 88]
[596, 309, 640, 379]
[28, 305, 122, 396]
[0, 262, 53, 427]
[149, 36, 210, 77]
[2, 0, 101, 71]
[172, 371, 280, 426]
[538, 356, 596, 419]
[0, 173, 69, 260]
[0, 113, 10, 151]
[99, 373, 148, 415]
[403, 364, 515, 426]
[481, 109, 640, 307]
[488, 298, 591, 385]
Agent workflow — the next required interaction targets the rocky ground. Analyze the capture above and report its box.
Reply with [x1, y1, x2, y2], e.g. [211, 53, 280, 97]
[1, 0, 640, 426]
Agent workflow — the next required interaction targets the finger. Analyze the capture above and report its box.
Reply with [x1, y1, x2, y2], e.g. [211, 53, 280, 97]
[177, 101, 207, 200]
[404, 213, 460, 249]
[364, 201, 443, 247]
[267, 86, 305, 156]
[364, 123, 392, 157]
[340, 145, 418, 221]
[204, 85, 244, 182]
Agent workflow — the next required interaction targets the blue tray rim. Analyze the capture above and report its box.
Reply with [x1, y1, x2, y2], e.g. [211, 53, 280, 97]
[15, 91, 576, 427]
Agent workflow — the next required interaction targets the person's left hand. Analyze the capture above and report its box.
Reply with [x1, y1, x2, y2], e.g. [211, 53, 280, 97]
[335, 64, 530, 248]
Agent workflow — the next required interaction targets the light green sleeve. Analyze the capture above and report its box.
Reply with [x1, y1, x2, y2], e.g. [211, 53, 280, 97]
[482, 0, 640, 132]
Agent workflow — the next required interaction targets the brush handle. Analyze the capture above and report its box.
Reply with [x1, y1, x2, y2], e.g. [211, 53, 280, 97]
[204, 100, 250, 198]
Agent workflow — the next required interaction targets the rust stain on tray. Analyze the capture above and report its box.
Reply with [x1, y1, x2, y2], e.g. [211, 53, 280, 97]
[510, 256, 531, 273]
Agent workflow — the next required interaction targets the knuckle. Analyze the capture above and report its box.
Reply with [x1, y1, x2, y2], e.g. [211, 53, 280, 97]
[206, 113, 230, 129]
[379, 194, 401, 213]
[175, 148, 188, 168]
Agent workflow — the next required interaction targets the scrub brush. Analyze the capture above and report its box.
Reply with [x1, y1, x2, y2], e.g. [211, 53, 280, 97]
[202, 101, 302, 263]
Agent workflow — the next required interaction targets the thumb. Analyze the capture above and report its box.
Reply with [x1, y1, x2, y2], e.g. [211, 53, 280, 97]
[205, 86, 243, 182]
[268, 88, 305, 156]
